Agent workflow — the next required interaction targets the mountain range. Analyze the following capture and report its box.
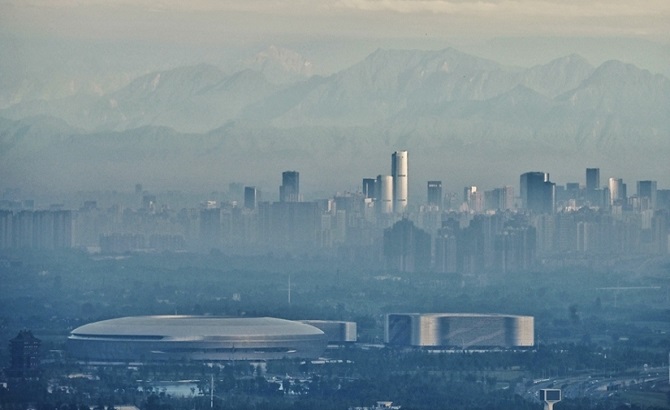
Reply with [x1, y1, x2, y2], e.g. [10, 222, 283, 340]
[1, 47, 668, 194]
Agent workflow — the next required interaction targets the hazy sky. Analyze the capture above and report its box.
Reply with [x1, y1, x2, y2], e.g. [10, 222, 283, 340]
[2, 0, 669, 77]
[1, 0, 669, 194]
[3, 0, 669, 39]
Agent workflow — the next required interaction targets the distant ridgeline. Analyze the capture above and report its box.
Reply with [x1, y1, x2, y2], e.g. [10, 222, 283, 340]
[0, 48, 668, 194]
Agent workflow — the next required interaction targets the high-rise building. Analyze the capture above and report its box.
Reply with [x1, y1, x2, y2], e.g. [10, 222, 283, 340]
[427, 181, 442, 208]
[495, 226, 536, 273]
[377, 175, 394, 214]
[520, 172, 555, 214]
[0, 210, 73, 250]
[608, 178, 626, 206]
[391, 151, 408, 213]
[362, 178, 376, 199]
[8, 330, 40, 376]
[586, 168, 601, 206]
[6, 330, 41, 398]
[199, 207, 222, 249]
[280, 171, 300, 202]
[464, 186, 484, 213]
[501, 186, 515, 210]
[485, 186, 515, 211]
[565, 183, 580, 199]
[383, 219, 431, 273]
[657, 189, 670, 211]
[637, 180, 657, 210]
[464, 185, 477, 205]
[244, 186, 258, 210]
[586, 168, 600, 192]
[52, 210, 74, 249]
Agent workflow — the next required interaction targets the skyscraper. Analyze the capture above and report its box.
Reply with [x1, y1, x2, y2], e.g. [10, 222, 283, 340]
[383, 219, 431, 273]
[244, 186, 258, 210]
[427, 181, 442, 208]
[608, 177, 626, 206]
[464, 186, 483, 213]
[377, 175, 394, 214]
[391, 151, 408, 213]
[485, 186, 515, 211]
[362, 178, 377, 199]
[520, 172, 555, 214]
[586, 168, 600, 192]
[200, 207, 222, 249]
[6, 330, 41, 398]
[501, 186, 515, 210]
[637, 180, 657, 210]
[280, 171, 300, 202]
[586, 168, 601, 206]
[464, 186, 477, 203]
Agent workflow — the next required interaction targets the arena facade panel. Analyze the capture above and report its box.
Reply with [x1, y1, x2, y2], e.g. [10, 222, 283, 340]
[385, 313, 534, 348]
[67, 316, 327, 362]
[300, 320, 357, 344]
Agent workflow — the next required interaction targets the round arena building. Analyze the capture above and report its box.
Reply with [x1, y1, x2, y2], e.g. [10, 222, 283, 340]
[67, 316, 327, 362]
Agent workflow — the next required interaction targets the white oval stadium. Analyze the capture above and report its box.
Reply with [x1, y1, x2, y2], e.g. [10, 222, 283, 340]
[67, 316, 327, 362]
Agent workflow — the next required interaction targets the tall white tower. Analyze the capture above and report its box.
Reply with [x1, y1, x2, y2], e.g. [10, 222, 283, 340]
[377, 175, 394, 214]
[608, 177, 625, 205]
[391, 150, 408, 213]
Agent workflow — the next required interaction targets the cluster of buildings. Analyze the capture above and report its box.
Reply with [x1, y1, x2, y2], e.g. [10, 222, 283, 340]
[63, 312, 533, 364]
[0, 151, 669, 272]
[4, 313, 532, 407]
[0, 209, 74, 250]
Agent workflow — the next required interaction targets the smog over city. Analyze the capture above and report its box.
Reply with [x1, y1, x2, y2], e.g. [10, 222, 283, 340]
[1, 1, 669, 410]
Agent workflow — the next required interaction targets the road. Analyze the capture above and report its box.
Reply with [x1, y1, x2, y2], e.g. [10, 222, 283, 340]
[520, 366, 668, 404]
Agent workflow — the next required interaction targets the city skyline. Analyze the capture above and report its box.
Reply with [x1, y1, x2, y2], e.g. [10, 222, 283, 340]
[2, 159, 668, 265]
[1, 161, 667, 208]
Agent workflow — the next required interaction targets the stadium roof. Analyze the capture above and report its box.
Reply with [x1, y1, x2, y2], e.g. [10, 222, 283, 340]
[70, 316, 324, 341]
